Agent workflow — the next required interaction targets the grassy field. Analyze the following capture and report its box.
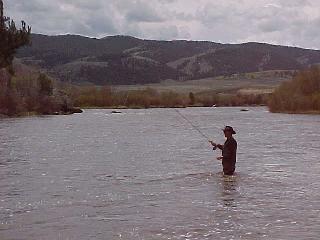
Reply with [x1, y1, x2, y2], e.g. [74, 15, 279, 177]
[111, 70, 293, 94]
[67, 70, 294, 109]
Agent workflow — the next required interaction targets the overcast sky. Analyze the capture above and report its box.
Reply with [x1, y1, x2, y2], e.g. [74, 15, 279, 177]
[5, 0, 320, 49]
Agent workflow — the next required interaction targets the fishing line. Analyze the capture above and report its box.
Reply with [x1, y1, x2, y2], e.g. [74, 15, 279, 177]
[174, 109, 210, 141]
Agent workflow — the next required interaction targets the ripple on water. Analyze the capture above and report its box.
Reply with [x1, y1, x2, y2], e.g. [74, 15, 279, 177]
[0, 108, 320, 239]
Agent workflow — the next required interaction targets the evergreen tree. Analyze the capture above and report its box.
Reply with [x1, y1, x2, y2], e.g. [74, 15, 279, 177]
[0, 0, 31, 73]
[0, 0, 31, 115]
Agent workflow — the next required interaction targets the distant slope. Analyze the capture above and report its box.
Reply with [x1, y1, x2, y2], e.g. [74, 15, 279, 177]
[171, 43, 320, 79]
[16, 34, 320, 85]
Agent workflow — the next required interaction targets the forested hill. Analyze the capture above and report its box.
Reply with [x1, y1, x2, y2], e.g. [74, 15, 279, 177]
[16, 34, 320, 85]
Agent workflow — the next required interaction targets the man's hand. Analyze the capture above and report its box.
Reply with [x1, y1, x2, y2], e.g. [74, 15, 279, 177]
[209, 140, 217, 147]
[217, 156, 223, 161]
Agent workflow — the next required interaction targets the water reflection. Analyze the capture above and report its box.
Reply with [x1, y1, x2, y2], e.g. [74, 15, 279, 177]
[221, 175, 238, 208]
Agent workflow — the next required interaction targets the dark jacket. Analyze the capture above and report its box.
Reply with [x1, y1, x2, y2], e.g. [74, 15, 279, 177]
[218, 137, 237, 174]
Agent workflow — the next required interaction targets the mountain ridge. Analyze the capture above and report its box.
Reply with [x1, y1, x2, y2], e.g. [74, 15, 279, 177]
[16, 34, 320, 85]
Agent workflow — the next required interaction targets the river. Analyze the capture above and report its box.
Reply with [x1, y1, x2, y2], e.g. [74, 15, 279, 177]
[0, 107, 319, 239]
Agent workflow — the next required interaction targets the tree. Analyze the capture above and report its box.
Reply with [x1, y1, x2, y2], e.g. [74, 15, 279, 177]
[0, 0, 31, 115]
[38, 73, 53, 96]
[0, 0, 31, 82]
[189, 92, 195, 105]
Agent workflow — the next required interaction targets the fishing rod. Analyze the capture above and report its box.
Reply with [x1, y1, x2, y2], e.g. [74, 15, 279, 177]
[174, 109, 223, 151]
[174, 108, 210, 141]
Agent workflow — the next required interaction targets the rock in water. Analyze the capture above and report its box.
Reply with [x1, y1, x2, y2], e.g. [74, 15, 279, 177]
[111, 111, 122, 114]
[72, 108, 83, 113]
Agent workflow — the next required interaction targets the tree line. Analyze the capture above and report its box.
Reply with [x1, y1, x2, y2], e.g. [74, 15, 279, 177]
[65, 85, 269, 109]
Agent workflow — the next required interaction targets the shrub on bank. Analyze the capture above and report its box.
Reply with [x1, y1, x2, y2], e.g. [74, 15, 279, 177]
[269, 67, 320, 113]
[0, 72, 75, 116]
[69, 85, 269, 109]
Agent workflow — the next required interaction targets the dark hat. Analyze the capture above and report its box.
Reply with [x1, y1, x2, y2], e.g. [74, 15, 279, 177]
[223, 126, 236, 134]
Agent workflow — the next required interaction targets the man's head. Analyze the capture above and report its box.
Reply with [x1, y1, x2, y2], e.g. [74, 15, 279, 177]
[223, 126, 236, 138]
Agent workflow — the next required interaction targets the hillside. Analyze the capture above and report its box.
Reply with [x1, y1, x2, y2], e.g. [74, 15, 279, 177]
[16, 34, 320, 85]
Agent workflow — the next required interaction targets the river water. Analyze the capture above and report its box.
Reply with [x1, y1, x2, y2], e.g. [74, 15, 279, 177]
[0, 107, 319, 240]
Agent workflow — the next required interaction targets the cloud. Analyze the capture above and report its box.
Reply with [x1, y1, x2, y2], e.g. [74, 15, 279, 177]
[122, 1, 165, 23]
[4, 0, 320, 49]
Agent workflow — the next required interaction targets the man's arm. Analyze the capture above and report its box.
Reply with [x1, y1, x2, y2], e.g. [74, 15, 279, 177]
[209, 141, 223, 150]
[216, 144, 223, 150]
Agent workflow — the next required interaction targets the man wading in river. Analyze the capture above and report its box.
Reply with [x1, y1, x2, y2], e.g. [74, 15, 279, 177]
[209, 126, 237, 175]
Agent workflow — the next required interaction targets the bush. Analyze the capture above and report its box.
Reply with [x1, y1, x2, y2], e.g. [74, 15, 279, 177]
[269, 67, 320, 113]
[0, 70, 75, 116]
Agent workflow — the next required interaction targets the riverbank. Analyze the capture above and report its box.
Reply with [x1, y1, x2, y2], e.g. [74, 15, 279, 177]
[270, 110, 320, 115]
[1, 62, 274, 117]
[0, 63, 83, 117]
[0, 108, 83, 118]
[69, 85, 270, 110]
[81, 104, 266, 110]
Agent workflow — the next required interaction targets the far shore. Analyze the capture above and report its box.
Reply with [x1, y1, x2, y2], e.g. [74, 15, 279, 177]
[2, 106, 320, 118]
[80, 104, 266, 110]
[270, 110, 320, 115]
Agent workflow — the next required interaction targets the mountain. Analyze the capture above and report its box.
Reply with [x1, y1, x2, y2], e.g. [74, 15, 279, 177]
[16, 34, 320, 85]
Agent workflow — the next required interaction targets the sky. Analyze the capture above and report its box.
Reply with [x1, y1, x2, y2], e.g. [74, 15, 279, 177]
[5, 0, 320, 49]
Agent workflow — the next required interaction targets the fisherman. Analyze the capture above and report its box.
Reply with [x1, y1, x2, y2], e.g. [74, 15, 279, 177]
[209, 126, 237, 176]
